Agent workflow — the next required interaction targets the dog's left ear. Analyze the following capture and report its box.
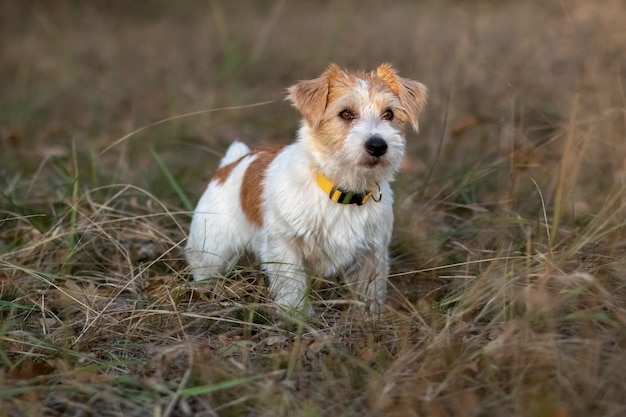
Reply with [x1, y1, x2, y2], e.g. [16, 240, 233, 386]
[287, 64, 350, 128]
[376, 64, 428, 132]
[286, 70, 329, 128]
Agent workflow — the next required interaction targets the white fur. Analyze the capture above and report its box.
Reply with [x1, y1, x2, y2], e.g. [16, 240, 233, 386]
[262, 139, 393, 313]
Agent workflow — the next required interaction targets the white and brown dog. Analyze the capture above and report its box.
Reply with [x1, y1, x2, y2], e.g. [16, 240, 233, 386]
[186, 64, 427, 314]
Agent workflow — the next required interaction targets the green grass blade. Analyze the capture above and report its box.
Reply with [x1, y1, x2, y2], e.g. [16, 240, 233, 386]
[151, 147, 194, 212]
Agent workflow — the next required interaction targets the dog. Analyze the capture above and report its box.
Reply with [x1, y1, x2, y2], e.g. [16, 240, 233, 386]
[186, 64, 427, 314]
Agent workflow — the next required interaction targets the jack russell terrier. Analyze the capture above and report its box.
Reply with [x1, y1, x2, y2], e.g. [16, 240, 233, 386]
[186, 64, 427, 314]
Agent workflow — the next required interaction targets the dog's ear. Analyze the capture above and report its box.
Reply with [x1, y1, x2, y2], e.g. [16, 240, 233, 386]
[376, 64, 428, 132]
[287, 64, 346, 128]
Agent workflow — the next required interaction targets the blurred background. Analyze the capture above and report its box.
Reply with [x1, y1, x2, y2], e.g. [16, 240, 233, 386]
[1, 0, 625, 230]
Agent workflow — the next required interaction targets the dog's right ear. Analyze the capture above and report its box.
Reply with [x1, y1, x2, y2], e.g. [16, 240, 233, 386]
[287, 64, 345, 128]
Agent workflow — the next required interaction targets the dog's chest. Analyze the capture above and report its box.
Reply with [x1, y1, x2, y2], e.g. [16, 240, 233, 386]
[290, 205, 383, 275]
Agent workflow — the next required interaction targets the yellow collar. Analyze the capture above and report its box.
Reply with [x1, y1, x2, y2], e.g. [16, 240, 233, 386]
[312, 169, 380, 206]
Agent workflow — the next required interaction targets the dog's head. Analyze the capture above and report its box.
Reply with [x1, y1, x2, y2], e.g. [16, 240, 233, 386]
[287, 64, 427, 191]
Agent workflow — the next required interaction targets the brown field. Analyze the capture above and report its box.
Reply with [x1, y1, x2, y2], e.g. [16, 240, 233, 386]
[1, 1, 626, 416]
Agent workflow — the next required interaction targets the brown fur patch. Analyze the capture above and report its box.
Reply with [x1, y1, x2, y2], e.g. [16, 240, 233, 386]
[240, 147, 283, 227]
[325, 64, 357, 103]
[287, 74, 329, 128]
[375, 63, 402, 95]
[211, 159, 241, 186]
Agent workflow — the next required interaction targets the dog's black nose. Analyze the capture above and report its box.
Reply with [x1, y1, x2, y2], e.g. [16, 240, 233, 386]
[365, 136, 388, 157]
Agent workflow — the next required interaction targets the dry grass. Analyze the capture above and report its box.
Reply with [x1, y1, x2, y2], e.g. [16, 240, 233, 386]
[1, 1, 626, 416]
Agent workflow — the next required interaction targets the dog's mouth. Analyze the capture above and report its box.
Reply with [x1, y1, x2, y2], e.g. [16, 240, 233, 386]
[360, 155, 386, 168]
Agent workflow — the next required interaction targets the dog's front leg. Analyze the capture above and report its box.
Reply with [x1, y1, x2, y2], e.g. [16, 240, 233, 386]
[265, 263, 310, 313]
[352, 248, 389, 314]
[260, 241, 310, 313]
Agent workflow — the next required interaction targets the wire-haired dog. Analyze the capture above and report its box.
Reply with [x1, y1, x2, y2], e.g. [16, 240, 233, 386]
[186, 64, 427, 314]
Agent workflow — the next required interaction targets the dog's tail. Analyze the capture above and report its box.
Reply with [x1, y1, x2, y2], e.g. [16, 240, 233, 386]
[219, 141, 250, 168]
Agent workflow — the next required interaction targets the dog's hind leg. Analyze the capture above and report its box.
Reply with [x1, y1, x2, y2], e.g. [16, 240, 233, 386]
[186, 207, 253, 281]
[185, 228, 241, 281]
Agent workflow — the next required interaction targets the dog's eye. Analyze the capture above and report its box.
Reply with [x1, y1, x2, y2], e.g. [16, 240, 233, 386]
[382, 109, 394, 121]
[339, 109, 355, 121]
